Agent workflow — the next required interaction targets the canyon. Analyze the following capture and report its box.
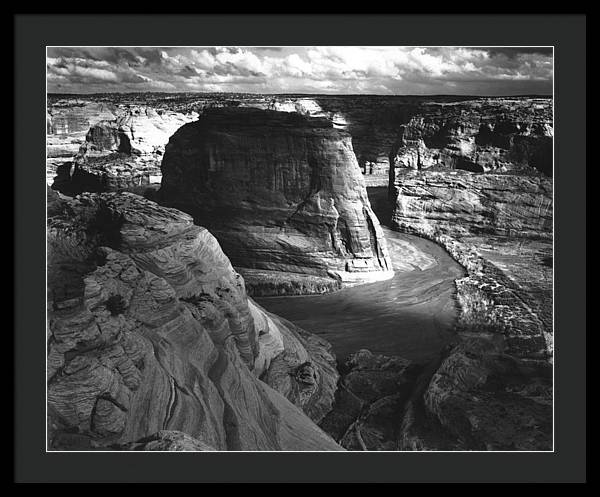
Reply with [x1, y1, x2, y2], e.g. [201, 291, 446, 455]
[47, 93, 553, 451]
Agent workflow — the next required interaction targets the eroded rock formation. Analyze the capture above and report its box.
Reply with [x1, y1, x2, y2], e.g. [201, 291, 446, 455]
[158, 107, 393, 289]
[48, 104, 197, 195]
[46, 94, 555, 452]
[48, 95, 553, 191]
[51, 153, 162, 198]
[385, 170, 553, 450]
[47, 191, 341, 451]
[389, 99, 553, 177]
[389, 168, 552, 360]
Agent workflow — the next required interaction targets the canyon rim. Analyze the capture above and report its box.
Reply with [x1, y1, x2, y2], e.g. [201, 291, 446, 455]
[46, 45, 554, 452]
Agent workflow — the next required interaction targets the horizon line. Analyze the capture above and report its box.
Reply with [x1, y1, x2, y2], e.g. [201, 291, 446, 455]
[47, 91, 554, 98]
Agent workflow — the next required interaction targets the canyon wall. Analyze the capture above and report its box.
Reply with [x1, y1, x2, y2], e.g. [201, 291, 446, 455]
[158, 107, 393, 288]
[47, 190, 340, 450]
[48, 94, 553, 188]
[47, 101, 197, 159]
[392, 169, 553, 239]
[48, 101, 197, 192]
[389, 98, 552, 177]
[390, 169, 552, 361]
[384, 99, 553, 450]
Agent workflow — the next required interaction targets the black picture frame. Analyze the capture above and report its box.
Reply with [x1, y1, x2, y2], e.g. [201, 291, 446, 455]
[15, 13, 586, 483]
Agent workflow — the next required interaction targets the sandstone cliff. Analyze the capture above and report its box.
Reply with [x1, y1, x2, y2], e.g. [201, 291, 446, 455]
[158, 107, 393, 291]
[389, 98, 553, 178]
[386, 167, 552, 450]
[391, 169, 553, 239]
[385, 99, 554, 448]
[47, 191, 340, 451]
[47, 101, 197, 160]
[48, 103, 197, 195]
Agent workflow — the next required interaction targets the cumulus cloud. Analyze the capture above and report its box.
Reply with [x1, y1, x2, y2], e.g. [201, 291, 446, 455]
[46, 46, 553, 95]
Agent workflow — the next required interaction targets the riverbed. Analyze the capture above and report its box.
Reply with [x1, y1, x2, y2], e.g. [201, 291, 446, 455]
[256, 223, 465, 364]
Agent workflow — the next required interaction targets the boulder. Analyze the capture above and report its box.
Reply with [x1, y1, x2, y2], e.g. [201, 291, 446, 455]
[423, 338, 552, 451]
[320, 349, 421, 450]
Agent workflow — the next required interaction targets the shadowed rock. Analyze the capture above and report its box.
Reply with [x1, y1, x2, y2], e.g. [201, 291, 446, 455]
[320, 349, 422, 450]
[399, 338, 552, 451]
[49, 105, 197, 196]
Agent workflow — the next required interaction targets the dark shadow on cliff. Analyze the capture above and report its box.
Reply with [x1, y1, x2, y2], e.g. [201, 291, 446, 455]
[366, 186, 393, 228]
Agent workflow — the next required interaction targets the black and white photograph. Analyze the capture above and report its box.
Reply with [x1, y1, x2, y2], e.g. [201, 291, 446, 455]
[44, 44, 557, 453]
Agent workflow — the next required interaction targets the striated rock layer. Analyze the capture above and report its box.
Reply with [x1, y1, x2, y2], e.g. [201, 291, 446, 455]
[118, 430, 217, 451]
[392, 169, 553, 239]
[158, 107, 393, 287]
[52, 153, 161, 198]
[47, 191, 341, 451]
[390, 167, 552, 359]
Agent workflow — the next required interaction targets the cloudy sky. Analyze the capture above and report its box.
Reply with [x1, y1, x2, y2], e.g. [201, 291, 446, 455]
[47, 46, 553, 95]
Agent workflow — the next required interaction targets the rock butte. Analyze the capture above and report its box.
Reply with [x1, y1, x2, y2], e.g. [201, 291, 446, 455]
[47, 190, 340, 451]
[158, 107, 394, 292]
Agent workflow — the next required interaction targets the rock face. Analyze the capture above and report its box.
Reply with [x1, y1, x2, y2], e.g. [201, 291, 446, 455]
[399, 335, 552, 451]
[320, 349, 421, 451]
[158, 107, 393, 287]
[48, 103, 197, 194]
[51, 153, 161, 198]
[47, 191, 341, 451]
[84, 107, 197, 158]
[47, 101, 118, 158]
[390, 168, 553, 360]
[392, 169, 553, 239]
[385, 97, 554, 450]
[386, 204, 554, 451]
[387, 163, 552, 451]
[47, 102, 197, 160]
[421, 338, 552, 451]
[389, 99, 553, 177]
